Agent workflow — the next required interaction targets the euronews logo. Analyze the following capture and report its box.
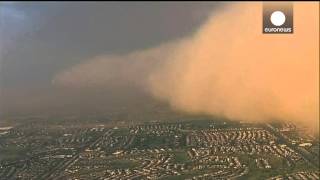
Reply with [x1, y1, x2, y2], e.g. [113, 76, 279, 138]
[263, 3, 293, 34]
[270, 11, 286, 26]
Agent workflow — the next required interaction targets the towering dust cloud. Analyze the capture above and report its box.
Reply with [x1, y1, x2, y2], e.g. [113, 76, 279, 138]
[53, 3, 319, 132]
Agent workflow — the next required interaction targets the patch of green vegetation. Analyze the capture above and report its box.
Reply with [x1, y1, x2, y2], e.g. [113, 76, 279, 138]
[136, 135, 174, 148]
[172, 150, 190, 163]
[112, 128, 130, 136]
[0, 146, 28, 161]
[108, 159, 139, 170]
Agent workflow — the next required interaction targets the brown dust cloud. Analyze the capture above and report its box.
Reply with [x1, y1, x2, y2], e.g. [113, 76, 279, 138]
[53, 3, 319, 133]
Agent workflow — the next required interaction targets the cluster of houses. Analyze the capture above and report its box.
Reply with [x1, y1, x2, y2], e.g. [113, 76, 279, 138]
[268, 171, 319, 180]
[129, 123, 182, 136]
[0, 122, 318, 179]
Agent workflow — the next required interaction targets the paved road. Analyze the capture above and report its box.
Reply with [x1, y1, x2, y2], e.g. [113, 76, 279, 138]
[38, 129, 113, 180]
[265, 124, 319, 168]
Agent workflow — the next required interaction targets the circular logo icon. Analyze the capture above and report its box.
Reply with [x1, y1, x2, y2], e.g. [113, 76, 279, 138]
[270, 11, 286, 26]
